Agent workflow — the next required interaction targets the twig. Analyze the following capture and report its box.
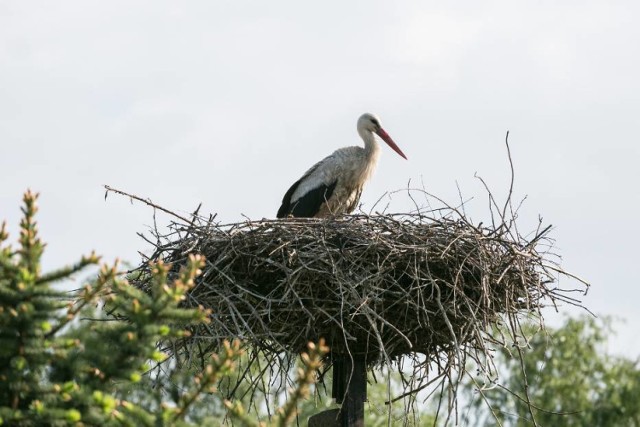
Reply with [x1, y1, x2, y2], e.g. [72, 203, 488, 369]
[104, 184, 192, 224]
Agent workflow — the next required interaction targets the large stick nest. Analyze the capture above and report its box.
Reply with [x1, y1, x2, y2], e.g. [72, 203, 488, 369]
[130, 202, 583, 366]
[114, 142, 589, 419]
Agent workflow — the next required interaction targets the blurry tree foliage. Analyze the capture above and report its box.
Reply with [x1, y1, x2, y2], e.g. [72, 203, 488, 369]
[463, 316, 640, 426]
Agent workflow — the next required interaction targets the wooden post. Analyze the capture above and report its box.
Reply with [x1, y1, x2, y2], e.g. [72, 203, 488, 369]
[331, 354, 367, 427]
[332, 355, 345, 404]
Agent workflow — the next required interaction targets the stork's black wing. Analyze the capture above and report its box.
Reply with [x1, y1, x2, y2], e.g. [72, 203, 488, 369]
[277, 177, 337, 218]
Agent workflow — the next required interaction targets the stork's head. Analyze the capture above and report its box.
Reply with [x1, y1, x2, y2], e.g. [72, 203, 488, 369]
[357, 113, 408, 160]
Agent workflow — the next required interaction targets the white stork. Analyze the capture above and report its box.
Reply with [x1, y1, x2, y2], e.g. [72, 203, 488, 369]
[277, 113, 407, 218]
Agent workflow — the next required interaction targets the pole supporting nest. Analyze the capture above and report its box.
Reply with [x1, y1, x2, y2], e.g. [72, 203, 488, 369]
[332, 354, 367, 427]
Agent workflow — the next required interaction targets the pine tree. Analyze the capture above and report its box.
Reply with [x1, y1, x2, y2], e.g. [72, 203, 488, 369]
[0, 190, 326, 426]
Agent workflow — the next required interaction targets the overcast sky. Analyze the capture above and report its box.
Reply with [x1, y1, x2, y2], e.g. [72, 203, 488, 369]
[1, 1, 639, 356]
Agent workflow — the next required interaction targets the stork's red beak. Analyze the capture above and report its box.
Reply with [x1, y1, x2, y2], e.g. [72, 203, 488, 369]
[376, 128, 408, 160]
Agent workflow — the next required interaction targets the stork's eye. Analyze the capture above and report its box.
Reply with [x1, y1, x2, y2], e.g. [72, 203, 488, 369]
[371, 118, 380, 127]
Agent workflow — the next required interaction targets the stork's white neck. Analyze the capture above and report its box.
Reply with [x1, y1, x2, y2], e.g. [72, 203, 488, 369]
[356, 128, 381, 182]
[358, 128, 381, 159]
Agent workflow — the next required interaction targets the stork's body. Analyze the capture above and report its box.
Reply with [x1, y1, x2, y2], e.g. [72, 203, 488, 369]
[277, 113, 407, 218]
